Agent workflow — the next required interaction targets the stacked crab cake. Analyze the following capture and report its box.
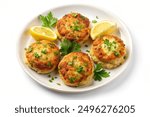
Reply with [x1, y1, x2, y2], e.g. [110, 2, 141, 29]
[90, 35, 127, 69]
[58, 52, 94, 87]
[56, 12, 90, 44]
[25, 40, 60, 74]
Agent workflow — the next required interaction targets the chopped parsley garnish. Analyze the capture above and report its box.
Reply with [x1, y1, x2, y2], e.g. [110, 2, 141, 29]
[41, 49, 47, 54]
[68, 61, 73, 66]
[34, 52, 40, 58]
[57, 83, 61, 86]
[86, 50, 90, 53]
[70, 20, 83, 31]
[39, 12, 57, 28]
[69, 77, 76, 83]
[72, 13, 78, 17]
[77, 66, 84, 73]
[27, 47, 33, 52]
[73, 26, 82, 31]
[104, 39, 117, 51]
[49, 80, 53, 83]
[92, 16, 99, 23]
[114, 51, 120, 56]
[92, 20, 97, 23]
[48, 73, 51, 77]
[113, 41, 116, 44]
[60, 39, 81, 56]
[94, 63, 110, 81]
[51, 77, 54, 80]
[47, 61, 52, 67]
[104, 39, 110, 45]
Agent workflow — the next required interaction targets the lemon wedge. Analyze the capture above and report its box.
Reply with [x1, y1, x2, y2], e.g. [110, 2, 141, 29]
[29, 26, 57, 41]
[90, 21, 117, 40]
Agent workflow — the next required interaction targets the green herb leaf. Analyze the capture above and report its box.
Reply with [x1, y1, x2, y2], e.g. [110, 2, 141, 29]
[68, 61, 73, 66]
[39, 12, 57, 28]
[34, 52, 40, 58]
[70, 20, 82, 31]
[114, 51, 120, 56]
[104, 39, 110, 45]
[86, 50, 90, 53]
[96, 16, 99, 19]
[47, 61, 52, 67]
[69, 77, 76, 83]
[27, 47, 33, 53]
[72, 13, 78, 17]
[57, 83, 61, 86]
[60, 39, 72, 56]
[51, 77, 54, 80]
[71, 25, 82, 31]
[104, 39, 117, 51]
[41, 49, 47, 54]
[48, 73, 51, 77]
[92, 20, 97, 23]
[77, 66, 84, 73]
[49, 80, 53, 83]
[60, 39, 81, 56]
[72, 41, 81, 52]
[94, 63, 110, 81]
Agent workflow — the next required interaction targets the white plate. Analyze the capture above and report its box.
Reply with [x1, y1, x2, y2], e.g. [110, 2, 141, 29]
[17, 4, 132, 93]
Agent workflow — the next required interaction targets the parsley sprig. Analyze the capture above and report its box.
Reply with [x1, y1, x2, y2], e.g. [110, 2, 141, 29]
[94, 63, 110, 81]
[60, 39, 81, 56]
[39, 12, 57, 28]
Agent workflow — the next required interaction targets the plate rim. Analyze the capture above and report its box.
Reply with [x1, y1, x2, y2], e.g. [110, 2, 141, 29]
[17, 4, 133, 93]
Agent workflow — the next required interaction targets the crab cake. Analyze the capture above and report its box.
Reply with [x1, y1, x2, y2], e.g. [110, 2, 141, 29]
[56, 12, 90, 44]
[90, 35, 127, 69]
[58, 52, 94, 87]
[25, 40, 60, 74]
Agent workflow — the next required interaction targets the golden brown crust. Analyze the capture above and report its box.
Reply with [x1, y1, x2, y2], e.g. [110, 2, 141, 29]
[56, 13, 90, 44]
[58, 52, 94, 87]
[90, 35, 127, 69]
[25, 40, 60, 73]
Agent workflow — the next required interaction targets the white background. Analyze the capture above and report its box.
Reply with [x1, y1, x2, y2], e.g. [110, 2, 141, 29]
[0, 0, 150, 116]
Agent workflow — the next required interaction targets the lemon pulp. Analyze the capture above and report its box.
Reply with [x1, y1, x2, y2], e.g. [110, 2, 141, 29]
[29, 26, 57, 41]
[90, 21, 117, 40]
